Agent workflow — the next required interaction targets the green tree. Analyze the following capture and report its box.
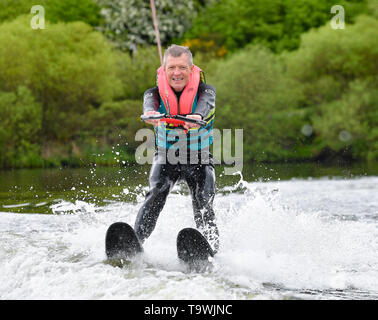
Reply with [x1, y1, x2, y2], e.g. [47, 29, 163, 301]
[0, 16, 123, 143]
[286, 15, 378, 161]
[96, 0, 202, 51]
[85, 99, 145, 149]
[312, 81, 378, 161]
[185, 0, 367, 53]
[0, 0, 35, 24]
[116, 46, 161, 99]
[44, 0, 102, 26]
[210, 45, 307, 162]
[0, 0, 102, 26]
[0, 87, 43, 168]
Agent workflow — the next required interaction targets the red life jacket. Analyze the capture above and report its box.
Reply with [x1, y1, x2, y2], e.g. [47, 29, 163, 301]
[157, 65, 202, 115]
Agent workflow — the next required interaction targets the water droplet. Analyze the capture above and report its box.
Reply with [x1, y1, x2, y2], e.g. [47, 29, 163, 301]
[301, 124, 313, 136]
[339, 130, 352, 142]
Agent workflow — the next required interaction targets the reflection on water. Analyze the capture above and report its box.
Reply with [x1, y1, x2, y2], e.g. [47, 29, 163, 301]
[0, 162, 377, 214]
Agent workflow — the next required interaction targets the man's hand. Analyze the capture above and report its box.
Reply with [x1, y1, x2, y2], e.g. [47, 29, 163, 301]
[143, 111, 162, 125]
[183, 114, 202, 130]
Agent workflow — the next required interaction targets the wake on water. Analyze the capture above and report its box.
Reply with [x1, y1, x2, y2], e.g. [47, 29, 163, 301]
[1, 174, 378, 299]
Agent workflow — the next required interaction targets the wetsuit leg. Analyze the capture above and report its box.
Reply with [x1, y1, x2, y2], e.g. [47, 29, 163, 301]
[183, 164, 219, 253]
[134, 158, 180, 243]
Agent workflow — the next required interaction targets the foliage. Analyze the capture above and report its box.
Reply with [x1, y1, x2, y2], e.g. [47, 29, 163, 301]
[286, 15, 378, 161]
[0, 0, 102, 26]
[85, 99, 145, 150]
[312, 80, 378, 161]
[0, 87, 43, 168]
[367, 0, 378, 18]
[116, 46, 161, 99]
[210, 46, 308, 162]
[185, 0, 368, 53]
[63, 99, 147, 166]
[0, 0, 36, 24]
[43, 0, 102, 26]
[207, 13, 378, 162]
[0, 1, 377, 168]
[286, 15, 378, 87]
[0, 16, 123, 142]
[181, 37, 227, 58]
[96, 0, 199, 51]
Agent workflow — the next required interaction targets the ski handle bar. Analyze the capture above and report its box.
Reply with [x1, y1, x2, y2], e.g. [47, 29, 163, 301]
[140, 114, 207, 127]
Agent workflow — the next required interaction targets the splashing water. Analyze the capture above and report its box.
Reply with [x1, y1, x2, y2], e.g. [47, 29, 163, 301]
[1, 172, 378, 300]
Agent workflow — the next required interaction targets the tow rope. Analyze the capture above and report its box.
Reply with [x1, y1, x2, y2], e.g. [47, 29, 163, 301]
[149, 0, 163, 65]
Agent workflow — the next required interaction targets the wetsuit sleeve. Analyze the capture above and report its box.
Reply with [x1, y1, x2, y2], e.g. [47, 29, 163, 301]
[143, 87, 160, 113]
[193, 83, 216, 120]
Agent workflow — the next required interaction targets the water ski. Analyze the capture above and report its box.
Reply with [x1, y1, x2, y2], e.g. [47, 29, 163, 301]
[105, 222, 143, 263]
[177, 228, 214, 271]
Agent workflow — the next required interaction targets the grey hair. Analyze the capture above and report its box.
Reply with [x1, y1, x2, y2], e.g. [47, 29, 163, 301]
[163, 44, 193, 66]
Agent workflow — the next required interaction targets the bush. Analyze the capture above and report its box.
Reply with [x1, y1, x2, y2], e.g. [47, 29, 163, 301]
[185, 0, 368, 53]
[286, 15, 378, 161]
[0, 0, 35, 24]
[72, 99, 147, 165]
[287, 15, 378, 86]
[0, 86, 43, 168]
[0, 16, 123, 142]
[85, 99, 145, 149]
[116, 47, 161, 100]
[312, 81, 378, 161]
[210, 45, 307, 162]
[43, 0, 102, 26]
[0, 0, 102, 26]
[96, 0, 197, 51]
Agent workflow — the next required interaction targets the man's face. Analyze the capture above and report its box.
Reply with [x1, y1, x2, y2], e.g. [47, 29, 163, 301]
[165, 54, 192, 92]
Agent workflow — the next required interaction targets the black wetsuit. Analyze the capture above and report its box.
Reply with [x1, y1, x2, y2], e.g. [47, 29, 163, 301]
[134, 83, 220, 253]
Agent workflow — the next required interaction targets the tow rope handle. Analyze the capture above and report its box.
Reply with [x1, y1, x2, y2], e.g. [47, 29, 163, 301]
[140, 114, 207, 128]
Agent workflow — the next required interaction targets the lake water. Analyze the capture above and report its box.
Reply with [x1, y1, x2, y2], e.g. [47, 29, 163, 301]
[1, 162, 378, 300]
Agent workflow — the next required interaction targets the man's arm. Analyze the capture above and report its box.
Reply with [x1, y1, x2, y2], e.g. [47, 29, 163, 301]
[143, 87, 161, 125]
[143, 87, 160, 113]
[193, 83, 216, 120]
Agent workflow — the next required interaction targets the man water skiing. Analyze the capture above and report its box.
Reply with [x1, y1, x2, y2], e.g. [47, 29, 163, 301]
[135, 44, 219, 254]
